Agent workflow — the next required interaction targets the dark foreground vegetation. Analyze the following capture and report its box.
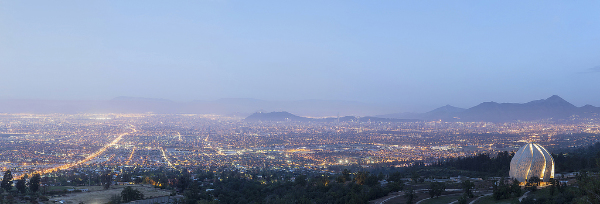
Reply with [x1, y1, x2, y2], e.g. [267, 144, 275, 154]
[0, 142, 598, 204]
[430, 142, 600, 204]
[169, 141, 599, 204]
[179, 171, 399, 204]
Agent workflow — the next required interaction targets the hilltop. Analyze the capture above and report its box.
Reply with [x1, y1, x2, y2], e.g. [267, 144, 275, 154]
[378, 95, 600, 122]
[244, 111, 420, 122]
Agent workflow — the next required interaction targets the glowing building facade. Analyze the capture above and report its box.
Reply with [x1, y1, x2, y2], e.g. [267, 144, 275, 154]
[509, 143, 554, 182]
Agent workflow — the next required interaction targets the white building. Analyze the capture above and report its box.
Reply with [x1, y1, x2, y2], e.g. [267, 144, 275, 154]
[509, 143, 554, 182]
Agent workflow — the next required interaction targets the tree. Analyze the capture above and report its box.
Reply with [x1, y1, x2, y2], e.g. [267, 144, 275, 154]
[341, 169, 351, 182]
[121, 186, 144, 202]
[321, 175, 331, 187]
[387, 181, 404, 192]
[510, 179, 522, 197]
[28, 173, 41, 193]
[15, 179, 26, 194]
[493, 178, 522, 200]
[388, 172, 403, 183]
[428, 183, 437, 198]
[354, 171, 369, 185]
[527, 176, 541, 187]
[377, 172, 385, 181]
[183, 183, 202, 204]
[404, 188, 416, 204]
[549, 178, 556, 196]
[457, 195, 468, 204]
[365, 174, 379, 186]
[176, 174, 191, 193]
[101, 172, 113, 190]
[295, 175, 307, 186]
[411, 172, 419, 183]
[524, 177, 539, 192]
[429, 182, 446, 198]
[1, 170, 13, 192]
[578, 174, 600, 204]
[461, 180, 475, 198]
[493, 178, 510, 200]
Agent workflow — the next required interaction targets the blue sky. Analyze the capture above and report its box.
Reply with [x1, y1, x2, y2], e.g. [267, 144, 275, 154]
[1, 1, 599, 111]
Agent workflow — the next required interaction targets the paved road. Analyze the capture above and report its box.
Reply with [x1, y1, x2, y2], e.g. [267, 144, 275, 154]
[518, 191, 530, 202]
[415, 193, 462, 204]
[467, 193, 493, 204]
[415, 196, 430, 204]
[378, 192, 405, 204]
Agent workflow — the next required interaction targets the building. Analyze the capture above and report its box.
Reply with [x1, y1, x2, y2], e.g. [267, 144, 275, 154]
[509, 143, 554, 183]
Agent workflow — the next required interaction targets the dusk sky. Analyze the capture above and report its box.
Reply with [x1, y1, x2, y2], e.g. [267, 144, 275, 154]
[1, 1, 600, 112]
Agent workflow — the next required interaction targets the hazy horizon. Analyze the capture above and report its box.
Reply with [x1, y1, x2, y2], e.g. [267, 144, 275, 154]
[2, 1, 600, 112]
[0, 94, 597, 117]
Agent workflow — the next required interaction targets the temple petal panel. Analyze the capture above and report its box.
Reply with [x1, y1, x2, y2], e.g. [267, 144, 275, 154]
[509, 143, 554, 182]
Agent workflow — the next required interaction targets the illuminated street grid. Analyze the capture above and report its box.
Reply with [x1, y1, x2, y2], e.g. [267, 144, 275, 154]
[0, 113, 598, 176]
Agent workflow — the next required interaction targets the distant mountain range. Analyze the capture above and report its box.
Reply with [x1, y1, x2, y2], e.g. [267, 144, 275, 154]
[0, 97, 392, 117]
[244, 111, 420, 123]
[1, 95, 598, 122]
[377, 95, 600, 122]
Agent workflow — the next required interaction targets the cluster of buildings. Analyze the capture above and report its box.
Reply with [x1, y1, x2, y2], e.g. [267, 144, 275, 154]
[0, 113, 598, 177]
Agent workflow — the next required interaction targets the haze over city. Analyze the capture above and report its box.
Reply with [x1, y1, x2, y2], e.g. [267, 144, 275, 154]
[2, 2, 600, 204]
[2, 1, 600, 112]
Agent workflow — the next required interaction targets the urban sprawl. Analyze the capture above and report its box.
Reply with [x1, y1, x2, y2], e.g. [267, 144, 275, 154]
[0, 113, 598, 178]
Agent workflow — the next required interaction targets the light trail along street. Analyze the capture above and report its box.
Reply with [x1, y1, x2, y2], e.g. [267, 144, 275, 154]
[18, 126, 137, 178]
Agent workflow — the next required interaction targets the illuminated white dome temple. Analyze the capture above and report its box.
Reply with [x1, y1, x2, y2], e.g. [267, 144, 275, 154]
[509, 143, 554, 182]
